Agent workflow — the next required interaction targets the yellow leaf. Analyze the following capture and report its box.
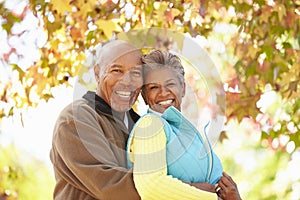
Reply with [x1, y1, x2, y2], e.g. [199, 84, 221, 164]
[95, 19, 123, 39]
[111, 19, 123, 32]
[171, 8, 180, 18]
[76, 0, 96, 18]
[274, 3, 286, 21]
[77, 52, 87, 62]
[116, 15, 126, 24]
[247, 45, 259, 59]
[154, 1, 168, 20]
[259, 6, 272, 23]
[50, 0, 72, 15]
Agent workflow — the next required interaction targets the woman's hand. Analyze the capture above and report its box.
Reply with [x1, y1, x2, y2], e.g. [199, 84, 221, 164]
[216, 172, 242, 200]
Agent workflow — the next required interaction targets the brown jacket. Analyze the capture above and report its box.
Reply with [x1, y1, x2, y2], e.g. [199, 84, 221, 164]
[50, 91, 141, 199]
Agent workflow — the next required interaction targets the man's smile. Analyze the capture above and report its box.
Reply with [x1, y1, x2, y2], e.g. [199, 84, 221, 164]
[115, 90, 132, 99]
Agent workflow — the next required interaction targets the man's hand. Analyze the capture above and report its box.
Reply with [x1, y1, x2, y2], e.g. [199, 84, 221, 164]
[183, 181, 217, 193]
[216, 172, 242, 200]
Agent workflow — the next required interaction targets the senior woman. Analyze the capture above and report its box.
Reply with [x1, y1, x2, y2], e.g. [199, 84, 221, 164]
[127, 50, 241, 200]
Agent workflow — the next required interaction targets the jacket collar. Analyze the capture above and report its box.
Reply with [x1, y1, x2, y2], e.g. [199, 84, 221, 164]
[82, 91, 140, 130]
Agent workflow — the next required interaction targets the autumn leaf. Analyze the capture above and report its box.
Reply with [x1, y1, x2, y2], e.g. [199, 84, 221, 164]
[70, 27, 83, 40]
[284, 80, 300, 99]
[95, 19, 123, 39]
[2, 0, 299, 152]
[273, 3, 286, 22]
[75, 0, 96, 18]
[218, 131, 228, 143]
[11, 64, 25, 81]
[259, 5, 272, 23]
[50, 0, 72, 15]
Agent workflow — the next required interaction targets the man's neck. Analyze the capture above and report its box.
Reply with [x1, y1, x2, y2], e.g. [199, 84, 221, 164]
[113, 111, 125, 121]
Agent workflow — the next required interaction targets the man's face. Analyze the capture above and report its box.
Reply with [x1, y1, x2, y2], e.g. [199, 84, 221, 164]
[97, 50, 143, 113]
[142, 67, 185, 113]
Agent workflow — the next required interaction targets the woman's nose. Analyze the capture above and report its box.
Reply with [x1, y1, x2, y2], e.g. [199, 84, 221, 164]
[159, 86, 170, 96]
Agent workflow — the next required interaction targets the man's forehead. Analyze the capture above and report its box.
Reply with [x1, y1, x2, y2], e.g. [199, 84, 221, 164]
[109, 63, 142, 70]
[106, 51, 142, 68]
[103, 41, 140, 57]
[96, 40, 141, 66]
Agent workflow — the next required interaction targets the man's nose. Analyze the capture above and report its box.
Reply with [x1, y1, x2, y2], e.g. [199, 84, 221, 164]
[119, 72, 132, 85]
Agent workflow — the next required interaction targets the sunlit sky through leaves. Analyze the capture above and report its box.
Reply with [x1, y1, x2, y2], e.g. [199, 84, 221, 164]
[1, 1, 300, 198]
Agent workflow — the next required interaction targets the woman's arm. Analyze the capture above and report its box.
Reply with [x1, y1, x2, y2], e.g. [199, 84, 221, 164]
[129, 115, 218, 200]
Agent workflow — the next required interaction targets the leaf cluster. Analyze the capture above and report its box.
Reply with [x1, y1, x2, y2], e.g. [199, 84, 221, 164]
[0, 0, 299, 150]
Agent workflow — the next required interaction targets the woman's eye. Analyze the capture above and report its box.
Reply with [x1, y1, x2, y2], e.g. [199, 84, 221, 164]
[167, 82, 176, 87]
[145, 84, 158, 90]
[111, 69, 121, 73]
[149, 85, 158, 90]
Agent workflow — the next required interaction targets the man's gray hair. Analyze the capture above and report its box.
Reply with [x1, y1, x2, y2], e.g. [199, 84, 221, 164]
[93, 40, 140, 69]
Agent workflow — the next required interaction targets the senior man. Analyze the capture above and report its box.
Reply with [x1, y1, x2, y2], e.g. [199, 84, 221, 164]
[50, 40, 143, 199]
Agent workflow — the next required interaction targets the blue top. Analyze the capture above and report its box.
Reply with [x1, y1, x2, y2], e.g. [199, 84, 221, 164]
[127, 106, 223, 184]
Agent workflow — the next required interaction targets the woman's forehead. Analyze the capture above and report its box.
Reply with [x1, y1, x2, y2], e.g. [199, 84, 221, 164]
[144, 68, 178, 82]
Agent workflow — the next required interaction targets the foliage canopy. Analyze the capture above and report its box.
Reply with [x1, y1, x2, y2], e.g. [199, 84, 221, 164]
[0, 0, 299, 151]
[1, 1, 300, 199]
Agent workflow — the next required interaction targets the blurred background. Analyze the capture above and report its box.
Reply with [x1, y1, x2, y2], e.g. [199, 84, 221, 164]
[0, 0, 299, 199]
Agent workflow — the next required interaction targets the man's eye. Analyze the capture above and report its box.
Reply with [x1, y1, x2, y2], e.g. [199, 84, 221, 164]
[131, 70, 141, 77]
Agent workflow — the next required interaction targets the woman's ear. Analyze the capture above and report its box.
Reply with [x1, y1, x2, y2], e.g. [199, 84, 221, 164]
[182, 82, 186, 97]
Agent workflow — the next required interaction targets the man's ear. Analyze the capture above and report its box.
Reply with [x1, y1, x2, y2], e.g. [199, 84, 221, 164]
[141, 89, 148, 105]
[94, 65, 100, 83]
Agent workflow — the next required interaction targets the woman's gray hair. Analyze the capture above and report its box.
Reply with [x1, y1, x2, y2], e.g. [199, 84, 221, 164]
[142, 50, 185, 84]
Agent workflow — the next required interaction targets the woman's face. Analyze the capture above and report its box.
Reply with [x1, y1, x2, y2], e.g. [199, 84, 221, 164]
[142, 67, 185, 113]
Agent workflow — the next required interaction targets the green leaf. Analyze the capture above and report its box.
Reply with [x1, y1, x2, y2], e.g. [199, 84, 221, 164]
[289, 132, 300, 148]
[261, 131, 269, 140]
[245, 61, 258, 77]
[282, 42, 292, 49]
[271, 25, 285, 35]
[1, 12, 21, 32]
[254, 0, 266, 6]
[261, 45, 274, 61]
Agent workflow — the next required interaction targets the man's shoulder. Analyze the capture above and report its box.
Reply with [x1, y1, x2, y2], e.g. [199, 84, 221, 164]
[57, 98, 96, 120]
[60, 98, 89, 112]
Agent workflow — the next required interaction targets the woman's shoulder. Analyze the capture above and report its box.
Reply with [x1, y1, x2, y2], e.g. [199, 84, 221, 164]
[134, 113, 164, 135]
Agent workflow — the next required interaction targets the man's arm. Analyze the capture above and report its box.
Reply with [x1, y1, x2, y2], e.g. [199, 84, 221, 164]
[51, 105, 140, 200]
